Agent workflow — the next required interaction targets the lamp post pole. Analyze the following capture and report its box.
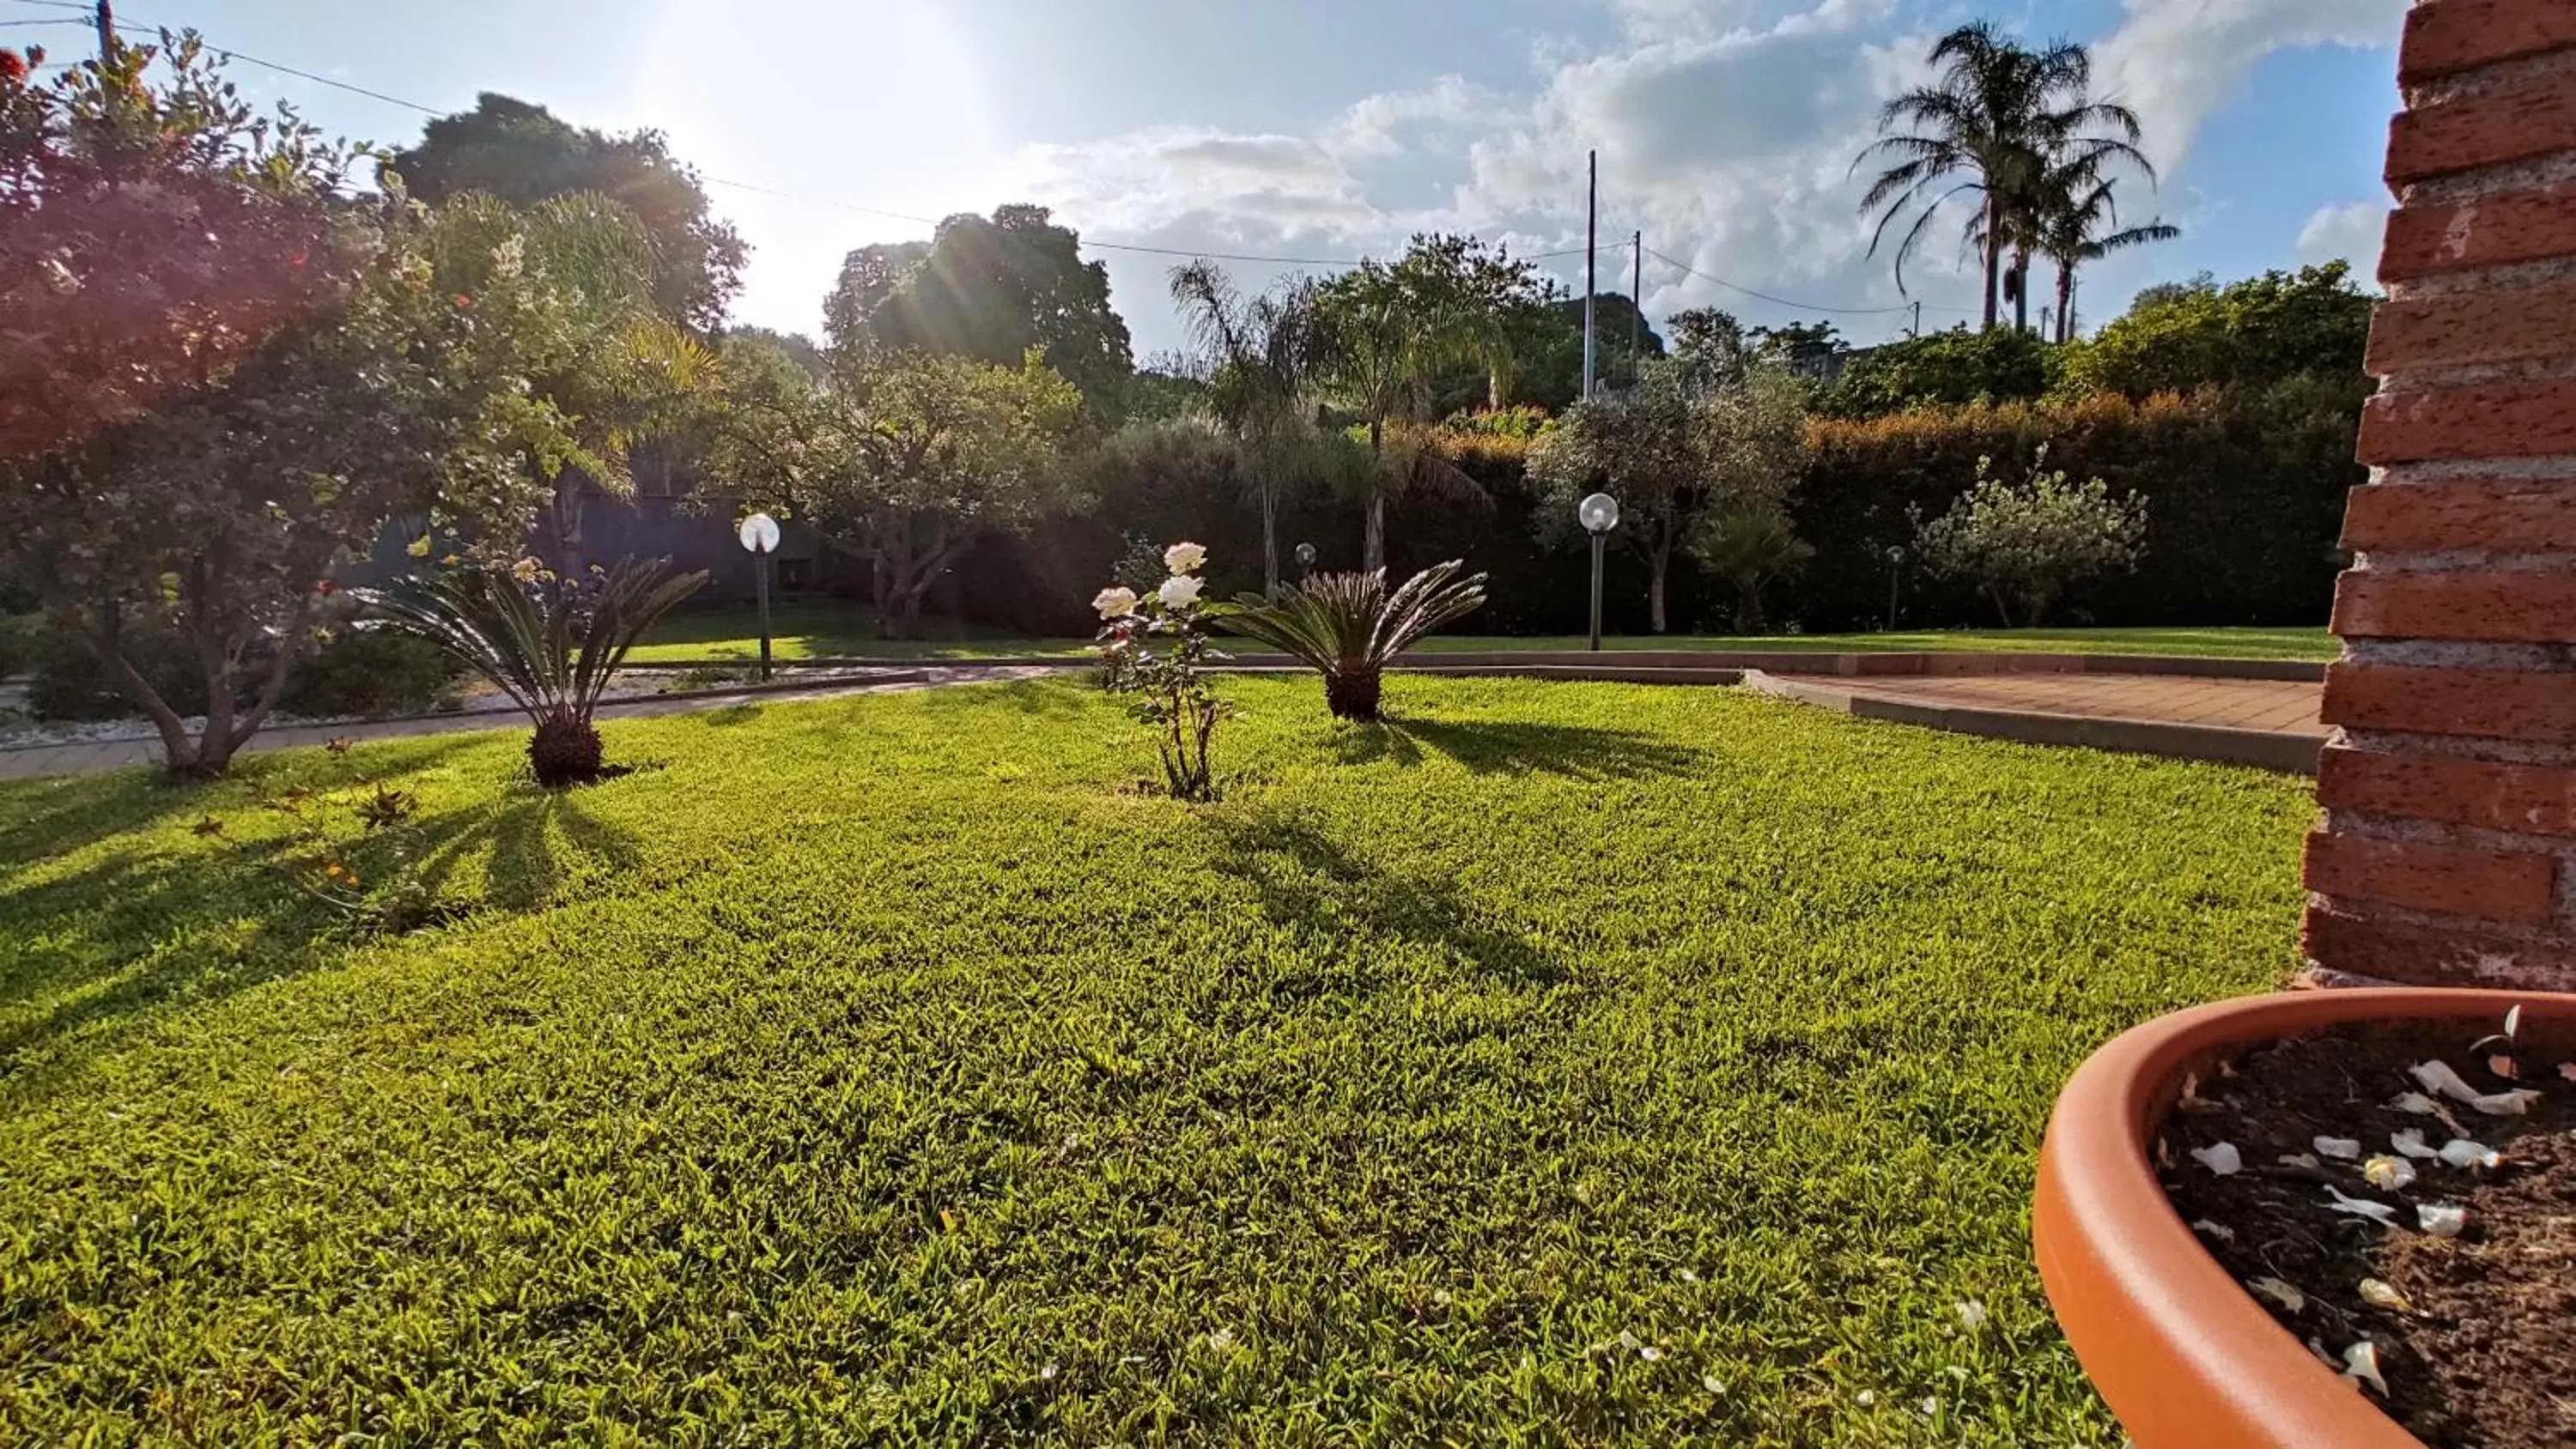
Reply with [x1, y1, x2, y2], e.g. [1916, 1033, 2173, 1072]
[1579, 493, 1620, 652]
[1885, 545, 1905, 634]
[738, 512, 782, 682]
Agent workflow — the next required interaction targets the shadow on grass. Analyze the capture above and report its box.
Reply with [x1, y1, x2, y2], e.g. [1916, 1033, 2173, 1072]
[1206, 807, 1564, 990]
[1325, 716, 1703, 780]
[0, 779, 638, 1098]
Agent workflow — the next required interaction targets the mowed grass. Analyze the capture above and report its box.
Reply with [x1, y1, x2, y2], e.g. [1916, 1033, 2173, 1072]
[0, 677, 2310, 1445]
[629, 603, 2335, 664]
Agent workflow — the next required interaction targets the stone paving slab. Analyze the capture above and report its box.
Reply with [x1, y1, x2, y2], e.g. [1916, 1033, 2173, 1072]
[1747, 671, 2326, 773]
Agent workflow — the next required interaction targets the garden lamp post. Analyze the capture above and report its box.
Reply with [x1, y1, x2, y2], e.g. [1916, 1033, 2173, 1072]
[1884, 544, 1905, 633]
[738, 512, 781, 682]
[1579, 492, 1619, 652]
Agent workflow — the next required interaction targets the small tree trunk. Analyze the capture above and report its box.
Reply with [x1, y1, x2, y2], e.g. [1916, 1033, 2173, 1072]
[1261, 483, 1280, 596]
[1737, 584, 1765, 634]
[1363, 489, 1386, 577]
[1324, 669, 1382, 722]
[1648, 545, 1670, 634]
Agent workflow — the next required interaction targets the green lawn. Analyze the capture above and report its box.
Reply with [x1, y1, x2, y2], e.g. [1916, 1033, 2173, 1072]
[631, 603, 2336, 664]
[0, 677, 2309, 1443]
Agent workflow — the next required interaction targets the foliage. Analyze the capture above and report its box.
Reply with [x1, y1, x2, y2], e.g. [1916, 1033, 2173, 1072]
[1856, 21, 2150, 330]
[386, 92, 747, 330]
[1091, 542, 1229, 800]
[1668, 306, 1753, 392]
[1528, 361, 1807, 633]
[1819, 326, 2056, 417]
[1214, 561, 1486, 721]
[2028, 167, 2178, 343]
[275, 628, 462, 720]
[1911, 446, 2148, 627]
[1692, 503, 1815, 632]
[710, 348, 1091, 636]
[354, 558, 708, 786]
[2054, 262, 2375, 400]
[1506, 291, 1664, 410]
[826, 205, 1134, 415]
[1167, 262, 1339, 591]
[28, 624, 459, 724]
[0, 676, 2308, 1446]
[0, 41, 623, 777]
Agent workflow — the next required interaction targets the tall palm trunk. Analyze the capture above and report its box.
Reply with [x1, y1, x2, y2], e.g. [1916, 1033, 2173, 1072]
[1363, 416, 1387, 574]
[1980, 195, 2003, 330]
[2055, 261, 2076, 343]
[2012, 246, 2032, 333]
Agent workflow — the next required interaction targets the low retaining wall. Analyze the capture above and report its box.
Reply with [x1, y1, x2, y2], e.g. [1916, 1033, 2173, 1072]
[628, 651, 2326, 683]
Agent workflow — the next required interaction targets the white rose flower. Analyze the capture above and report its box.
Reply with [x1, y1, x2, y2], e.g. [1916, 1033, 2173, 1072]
[1157, 574, 1206, 609]
[1163, 541, 1207, 574]
[1092, 585, 1139, 619]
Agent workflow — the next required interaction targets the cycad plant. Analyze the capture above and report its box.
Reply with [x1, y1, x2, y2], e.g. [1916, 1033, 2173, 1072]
[355, 557, 707, 786]
[1215, 561, 1487, 722]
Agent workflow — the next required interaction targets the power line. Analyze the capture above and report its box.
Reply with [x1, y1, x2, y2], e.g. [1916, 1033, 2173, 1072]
[1645, 246, 1976, 318]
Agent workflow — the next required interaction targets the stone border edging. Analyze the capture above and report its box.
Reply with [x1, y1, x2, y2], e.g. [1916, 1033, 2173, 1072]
[1741, 671, 2323, 775]
[625, 649, 2326, 682]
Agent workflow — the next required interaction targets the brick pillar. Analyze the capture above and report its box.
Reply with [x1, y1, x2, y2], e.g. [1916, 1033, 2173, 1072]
[2304, 0, 2576, 991]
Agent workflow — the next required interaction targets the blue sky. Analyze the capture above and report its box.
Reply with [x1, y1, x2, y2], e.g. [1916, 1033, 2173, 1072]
[9, 0, 2406, 355]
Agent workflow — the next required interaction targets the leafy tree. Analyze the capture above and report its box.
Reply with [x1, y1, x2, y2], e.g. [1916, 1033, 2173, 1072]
[1748, 320, 1848, 375]
[826, 205, 1134, 415]
[1507, 292, 1665, 410]
[0, 40, 607, 777]
[1911, 445, 2147, 626]
[1855, 21, 2144, 330]
[2056, 262, 2376, 400]
[1168, 261, 1337, 591]
[1819, 326, 2053, 416]
[388, 93, 746, 330]
[1317, 247, 1511, 573]
[712, 350, 1090, 635]
[2030, 172, 2177, 343]
[1528, 361, 1806, 632]
[1668, 306, 1752, 391]
[1691, 502, 1814, 632]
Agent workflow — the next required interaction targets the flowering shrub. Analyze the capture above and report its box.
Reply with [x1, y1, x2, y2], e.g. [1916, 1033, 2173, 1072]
[1910, 444, 2148, 627]
[1093, 542, 1230, 801]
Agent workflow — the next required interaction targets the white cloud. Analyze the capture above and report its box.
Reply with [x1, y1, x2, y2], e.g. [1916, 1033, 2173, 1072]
[2097, 0, 2407, 172]
[1018, 126, 1382, 239]
[1329, 76, 1508, 158]
[2297, 200, 2384, 272]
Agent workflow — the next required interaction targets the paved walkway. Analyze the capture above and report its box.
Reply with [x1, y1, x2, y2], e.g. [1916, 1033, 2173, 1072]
[1820, 673, 2327, 737]
[0, 667, 1061, 781]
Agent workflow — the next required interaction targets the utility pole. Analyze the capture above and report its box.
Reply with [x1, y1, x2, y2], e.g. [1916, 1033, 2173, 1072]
[94, 0, 114, 59]
[1630, 230, 1643, 377]
[1582, 149, 1597, 401]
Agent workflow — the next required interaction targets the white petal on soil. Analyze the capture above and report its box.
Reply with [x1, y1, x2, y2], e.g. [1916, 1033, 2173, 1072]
[2312, 1137, 2362, 1161]
[2190, 1143, 2243, 1176]
[2250, 1276, 2306, 1313]
[2323, 1185, 2403, 1226]
[2471, 1088, 2542, 1117]
[2277, 1153, 2322, 1170]
[2417, 1203, 2469, 1238]
[2391, 1091, 2442, 1115]
[2505, 1003, 2522, 1042]
[2342, 1340, 2389, 1397]
[2362, 1155, 2418, 1191]
[2390, 1129, 2438, 1160]
[2437, 1138, 2500, 1170]
[2561, 1061, 2576, 1082]
[2357, 1278, 2413, 1313]
[2412, 1060, 2541, 1115]
[2190, 1219, 2237, 1242]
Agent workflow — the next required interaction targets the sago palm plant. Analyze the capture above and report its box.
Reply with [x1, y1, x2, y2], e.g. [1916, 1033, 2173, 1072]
[1215, 561, 1487, 722]
[355, 557, 707, 786]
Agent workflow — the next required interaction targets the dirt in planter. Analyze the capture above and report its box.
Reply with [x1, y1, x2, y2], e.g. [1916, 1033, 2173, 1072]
[2160, 1012, 2576, 1449]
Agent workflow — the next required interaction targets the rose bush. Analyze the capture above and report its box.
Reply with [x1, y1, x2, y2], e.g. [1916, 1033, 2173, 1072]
[1092, 542, 1230, 802]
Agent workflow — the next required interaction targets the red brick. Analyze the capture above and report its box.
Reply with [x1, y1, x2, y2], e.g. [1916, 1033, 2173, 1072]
[2305, 903, 2576, 990]
[2341, 479, 2576, 551]
[2335, 570, 2576, 643]
[2304, 828, 2558, 923]
[2382, 185, 2576, 281]
[2322, 661, 2576, 742]
[2403, 0, 2576, 84]
[2358, 381, 2576, 463]
[2366, 281, 2576, 371]
[2388, 76, 2576, 185]
[2320, 744, 2576, 837]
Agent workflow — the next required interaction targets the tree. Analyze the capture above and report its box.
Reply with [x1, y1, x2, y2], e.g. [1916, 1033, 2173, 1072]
[1168, 261, 1336, 592]
[1911, 445, 2147, 627]
[1818, 326, 2053, 417]
[1692, 503, 1814, 632]
[1855, 22, 2144, 330]
[1527, 361, 1806, 633]
[388, 93, 746, 330]
[0, 41, 615, 777]
[1316, 241, 1513, 572]
[1668, 306, 1751, 392]
[2032, 173, 2178, 343]
[825, 205, 1134, 415]
[712, 350, 1089, 635]
[2056, 262, 2375, 400]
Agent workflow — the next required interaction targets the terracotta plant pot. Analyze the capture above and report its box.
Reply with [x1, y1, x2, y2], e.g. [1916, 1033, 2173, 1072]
[2033, 987, 2575, 1449]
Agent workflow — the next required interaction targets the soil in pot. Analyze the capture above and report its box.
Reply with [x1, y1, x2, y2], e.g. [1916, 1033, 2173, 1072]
[2160, 1012, 2575, 1449]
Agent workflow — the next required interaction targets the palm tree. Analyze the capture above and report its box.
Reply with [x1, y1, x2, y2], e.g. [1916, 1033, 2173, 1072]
[1316, 262, 1499, 573]
[1854, 22, 2146, 330]
[2034, 175, 2179, 343]
[1168, 261, 1334, 594]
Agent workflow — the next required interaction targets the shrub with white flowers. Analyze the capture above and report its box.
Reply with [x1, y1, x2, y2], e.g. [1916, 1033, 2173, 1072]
[1092, 542, 1230, 801]
[1911, 444, 2148, 627]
